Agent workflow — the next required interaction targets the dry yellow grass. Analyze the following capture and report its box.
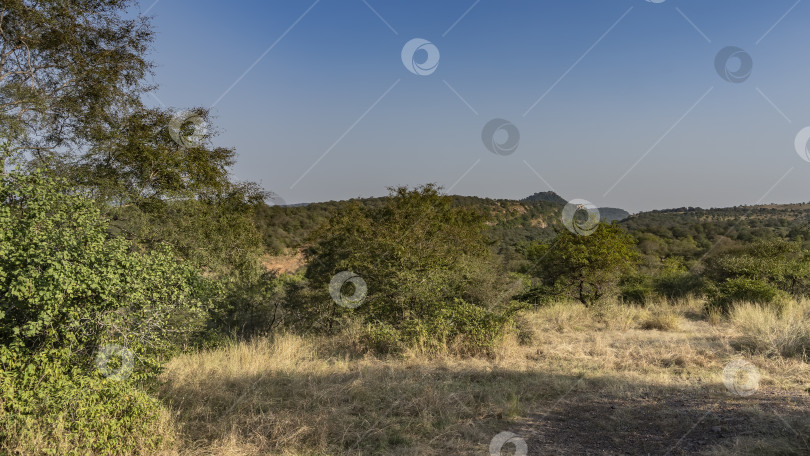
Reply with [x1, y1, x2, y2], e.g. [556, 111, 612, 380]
[639, 305, 682, 331]
[156, 299, 810, 455]
[730, 298, 810, 360]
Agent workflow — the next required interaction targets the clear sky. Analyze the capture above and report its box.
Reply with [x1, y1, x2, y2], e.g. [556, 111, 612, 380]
[140, 0, 810, 213]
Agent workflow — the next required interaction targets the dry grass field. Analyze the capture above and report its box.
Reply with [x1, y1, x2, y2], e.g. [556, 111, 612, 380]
[153, 298, 810, 455]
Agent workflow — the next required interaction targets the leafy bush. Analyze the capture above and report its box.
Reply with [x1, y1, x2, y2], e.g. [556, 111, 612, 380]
[703, 240, 810, 297]
[206, 271, 301, 340]
[359, 321, 406, 354]
[287, 185, 515, 354]
[707, 277, 785, 314]
[0, 350, 175, 455]
[653, 258, 704, 299]
[0, 169, 210, 452]
[619, 274, 653, 305]
[700, 240, 810, 313]
[0, 169, 210, 376]
[396, 298, 511, 354]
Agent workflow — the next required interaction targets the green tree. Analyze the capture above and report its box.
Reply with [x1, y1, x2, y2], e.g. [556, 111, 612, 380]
[0, 0, 151, 155]
[527, 223, 640, 306]
[1, 2, 268, 278]
[288, 185, 514, 353]
[702, 239, 810, 312]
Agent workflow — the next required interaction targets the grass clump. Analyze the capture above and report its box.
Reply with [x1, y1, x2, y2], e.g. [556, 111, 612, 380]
[639, 306, 681, 331]
[729, 299, 810, 360]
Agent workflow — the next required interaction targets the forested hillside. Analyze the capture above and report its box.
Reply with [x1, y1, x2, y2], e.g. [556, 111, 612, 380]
[255, 191, 810, 262]
[256, 191, 632, 254]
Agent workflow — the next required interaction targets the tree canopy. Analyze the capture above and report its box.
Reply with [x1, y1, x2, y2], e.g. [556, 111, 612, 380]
[0, 0, 151, 155]
[288, 184, 513, 353]
[526, 223, 640, 305]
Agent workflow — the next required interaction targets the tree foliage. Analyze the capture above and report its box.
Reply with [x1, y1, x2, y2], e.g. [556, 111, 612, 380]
[703, 240, 810, 312]
[526, 223, 640, 306]
[0, 169, 210, 376]
[0, 0, 152, 154]
[1, 2, 267, 278]
[288, 185, 514, 353]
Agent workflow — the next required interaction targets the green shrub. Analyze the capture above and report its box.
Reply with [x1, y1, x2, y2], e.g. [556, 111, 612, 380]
[515, 282, 566, 307]
[404, 298, 511, 354]
[0, 350, 174, 455]
[701, 240, 810, 313]
[359, 322, 406, 355]
[288, 185, 514, 354]
[653, 258, 704, 299]
[0, 169, 208, 453]
[0, 169, 210, 378]
[703, 240, 810, 298]
[358, 299, 512, 355]
[206, 271, 298, 340]
[707, 277, 785, 314]
[619, 274, 653, 305]
[654, 272, 704, 299]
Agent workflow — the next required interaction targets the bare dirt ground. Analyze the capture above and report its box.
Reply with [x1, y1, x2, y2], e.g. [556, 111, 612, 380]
[516, 384, 809, 455]
[260, 250, 305, 275]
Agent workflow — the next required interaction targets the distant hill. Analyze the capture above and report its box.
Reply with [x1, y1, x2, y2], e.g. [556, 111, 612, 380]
[256, 190, 631, 254]
[599, 207, 631, 223]
[617, 203, 810, 260]
[523, 191, 567, 205]
[522, 191, 630, 223]
[255, 190, 809, 259]
[257, 194, 561, 253]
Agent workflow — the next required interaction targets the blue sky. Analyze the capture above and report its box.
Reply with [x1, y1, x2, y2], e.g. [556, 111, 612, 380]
[140, 0, 810, 213]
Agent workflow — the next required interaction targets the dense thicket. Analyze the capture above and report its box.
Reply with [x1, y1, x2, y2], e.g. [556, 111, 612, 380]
[0, 169, 209, 452]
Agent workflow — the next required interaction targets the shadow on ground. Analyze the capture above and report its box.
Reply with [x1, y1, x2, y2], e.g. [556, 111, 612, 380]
[158, 362, 810, 455]
[514, 380, 809, 455]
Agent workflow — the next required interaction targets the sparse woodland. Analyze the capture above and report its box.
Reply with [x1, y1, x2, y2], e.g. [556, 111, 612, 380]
[1, 1, 809, 455]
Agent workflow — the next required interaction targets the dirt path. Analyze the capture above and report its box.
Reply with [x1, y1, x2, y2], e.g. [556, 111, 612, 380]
[514, 387, 810, 455]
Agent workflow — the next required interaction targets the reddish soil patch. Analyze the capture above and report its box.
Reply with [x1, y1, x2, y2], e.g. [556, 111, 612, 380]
[260, 250, 305, 275]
